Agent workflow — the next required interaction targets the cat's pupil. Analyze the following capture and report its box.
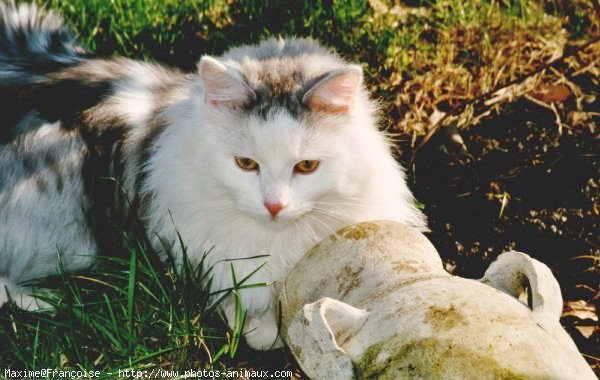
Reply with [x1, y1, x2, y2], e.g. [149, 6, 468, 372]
[235, 156, 259, 171]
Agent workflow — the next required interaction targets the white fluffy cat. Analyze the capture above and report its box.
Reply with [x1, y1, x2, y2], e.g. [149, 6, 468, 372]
[0, 2, 426, 349]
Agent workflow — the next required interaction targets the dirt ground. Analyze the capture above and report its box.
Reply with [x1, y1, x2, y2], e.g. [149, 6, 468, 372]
[406, 99, 599, 373]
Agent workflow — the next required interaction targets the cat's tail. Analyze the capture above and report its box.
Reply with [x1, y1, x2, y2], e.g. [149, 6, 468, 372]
[0, 1, 87, 84]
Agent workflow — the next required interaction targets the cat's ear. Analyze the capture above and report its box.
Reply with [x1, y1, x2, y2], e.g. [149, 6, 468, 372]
[198, 56, 255, 110]
[302, 66, 362, 114]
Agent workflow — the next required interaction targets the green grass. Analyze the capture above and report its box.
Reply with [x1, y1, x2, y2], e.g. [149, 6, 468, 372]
[3, 0, 598, 376]
[38, 0, 597, 136]
[0, 231, 242, 375]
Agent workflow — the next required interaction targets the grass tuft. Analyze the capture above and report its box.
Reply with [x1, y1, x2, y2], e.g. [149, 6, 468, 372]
[0, 230, 239, 373]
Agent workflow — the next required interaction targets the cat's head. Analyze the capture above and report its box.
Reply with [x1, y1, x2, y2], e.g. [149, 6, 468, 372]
[190, 38, 381, 228]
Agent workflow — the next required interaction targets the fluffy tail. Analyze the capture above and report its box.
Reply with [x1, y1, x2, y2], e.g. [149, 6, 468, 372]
[0, 1, 86, 83]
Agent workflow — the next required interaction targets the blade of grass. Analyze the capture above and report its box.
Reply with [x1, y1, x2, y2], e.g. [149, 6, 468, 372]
[32, 320, 40, 370]
[127, 248, 137, 362]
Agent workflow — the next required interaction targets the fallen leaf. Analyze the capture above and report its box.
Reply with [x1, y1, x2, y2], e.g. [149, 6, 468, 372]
[575, 325, 598, 339]
[531, 83, 571, 103]
[428, 108, 447, 127]
[563, 300, 598, 321]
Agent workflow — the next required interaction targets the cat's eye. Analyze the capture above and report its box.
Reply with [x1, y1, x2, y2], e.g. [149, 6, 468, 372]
[294, 160, 320, 174]
[235, 156, 259, 171]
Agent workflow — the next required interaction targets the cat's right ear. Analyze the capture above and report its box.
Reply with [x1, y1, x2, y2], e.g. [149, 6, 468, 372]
[198, 56, 255, 110]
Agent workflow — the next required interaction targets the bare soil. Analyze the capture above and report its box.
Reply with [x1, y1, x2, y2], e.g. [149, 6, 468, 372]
[406, 100, 599, 373]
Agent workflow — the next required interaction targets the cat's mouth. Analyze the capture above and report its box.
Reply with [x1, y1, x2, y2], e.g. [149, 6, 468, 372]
[237, 202, 306, 228]
[254, 209, 302, 229]
[262, 213, 293, 227]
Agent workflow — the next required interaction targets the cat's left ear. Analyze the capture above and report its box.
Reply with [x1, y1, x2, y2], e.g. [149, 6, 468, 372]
[198, 56, 255, 110]
[302, 66, 362, 114]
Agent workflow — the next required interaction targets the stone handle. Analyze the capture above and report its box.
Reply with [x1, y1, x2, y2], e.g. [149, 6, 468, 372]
[480, 251, 563, 322]
[287, 297, 369, 380]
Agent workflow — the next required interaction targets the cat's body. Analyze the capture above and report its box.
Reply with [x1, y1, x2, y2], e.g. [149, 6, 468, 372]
[0, 3, 426, 349]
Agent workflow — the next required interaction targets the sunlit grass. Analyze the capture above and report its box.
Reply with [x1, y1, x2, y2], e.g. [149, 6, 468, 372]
[38, 0, 597, 137]
[0, 230, 248, 374]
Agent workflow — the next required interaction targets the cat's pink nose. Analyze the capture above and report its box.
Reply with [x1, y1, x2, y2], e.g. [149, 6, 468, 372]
[264, 201, 284, 217]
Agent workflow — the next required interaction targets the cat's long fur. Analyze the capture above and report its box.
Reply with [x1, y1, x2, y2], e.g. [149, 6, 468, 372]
[0, 2, 426, 349]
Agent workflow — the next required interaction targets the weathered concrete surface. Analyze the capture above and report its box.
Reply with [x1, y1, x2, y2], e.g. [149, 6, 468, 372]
[279, 221, 596, 379]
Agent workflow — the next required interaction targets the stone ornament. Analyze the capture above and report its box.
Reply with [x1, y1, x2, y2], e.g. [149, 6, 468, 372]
[279, 221, 595, 379]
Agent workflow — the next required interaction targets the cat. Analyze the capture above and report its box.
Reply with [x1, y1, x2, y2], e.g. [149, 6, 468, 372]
[0, 2, 427, 350]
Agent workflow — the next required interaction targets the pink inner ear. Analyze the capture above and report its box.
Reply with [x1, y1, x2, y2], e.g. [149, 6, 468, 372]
[304, 67, 362, 114]
[324, 72, 360, 103]
[199, 56, 253, 109]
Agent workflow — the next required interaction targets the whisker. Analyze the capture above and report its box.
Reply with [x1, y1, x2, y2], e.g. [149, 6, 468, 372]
[310, 207, 355, 222]
[221, 128, 247, 140]
[298, 217, 320, 242]
[304, 213, 338, 237]
[310, 210, 350, 226]
[292, 218, 313, 247]
[313, 199, 367, 207]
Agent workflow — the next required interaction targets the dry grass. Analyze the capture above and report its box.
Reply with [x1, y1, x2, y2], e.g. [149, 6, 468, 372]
[365, 0, 600, 149]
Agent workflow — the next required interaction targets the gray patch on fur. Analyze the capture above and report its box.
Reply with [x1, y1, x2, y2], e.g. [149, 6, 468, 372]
[218, 38, 350, 120]
[0, 112, 96, 281]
